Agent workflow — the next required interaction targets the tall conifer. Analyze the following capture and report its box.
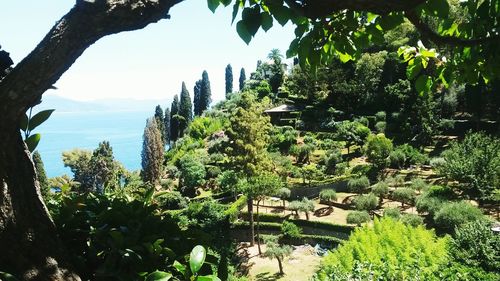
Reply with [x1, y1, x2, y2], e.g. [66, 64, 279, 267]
[164, 107, 171, 145]
[225, 64, 233, 98]
[154, 105, 165, 145]
[199, 71, 211, 113]
[178, 82, 193, 137]
[32, 151, 49, 198]
[170, 95, 179, 143]
[239, 67, 246, 91]
[193, 79, 202, 116]
[141, 118, 164, 184]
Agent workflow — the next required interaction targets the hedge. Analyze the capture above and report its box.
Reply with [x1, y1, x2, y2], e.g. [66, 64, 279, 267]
[289, 219, 354, 234]
[225, 195, 247, 222]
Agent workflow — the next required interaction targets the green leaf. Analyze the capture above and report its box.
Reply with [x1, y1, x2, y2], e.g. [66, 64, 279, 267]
[379, 13, 404, 30]
[424, 0, 449, 17]
[406, 61, 423, 80]
[197, 276, 222, 281]
[420, 49, 436, 58]
[25, 133, 41, 152]
[145, 271, 172, 281]
[20, 113, 28, 132]
[242, 7, 261, 36]
[415, 75, 432, 96]
[207, 0, 220, 13]
[231, 1, 241, 24]
[0, 271, 21, 281]
[173, 260, 186, 275]
[28, 109, 55, 132]
[189, 245, 206, 275]
[286, 38, 299, 58]
[271, 6, 291, 26]
[261, 12, 273, 32]
[220, 0, 231, 7]
[236, 20, 252, 44]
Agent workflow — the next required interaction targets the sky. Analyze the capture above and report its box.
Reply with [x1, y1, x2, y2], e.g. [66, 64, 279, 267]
[0, 0, 295, 103]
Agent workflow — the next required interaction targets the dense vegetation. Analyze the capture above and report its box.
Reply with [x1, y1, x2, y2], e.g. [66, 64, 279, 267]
[1, 0, 499, 279]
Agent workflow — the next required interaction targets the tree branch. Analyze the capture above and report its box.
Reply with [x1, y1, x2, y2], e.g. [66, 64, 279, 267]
[284, 0, 428, 18]
[405, 10, 500, 47]
[0, 0, 183, 125]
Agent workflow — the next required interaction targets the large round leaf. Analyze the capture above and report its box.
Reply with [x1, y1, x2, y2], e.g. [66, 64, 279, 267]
[189, 245, 206, 275]
[145, 271, 172, 281]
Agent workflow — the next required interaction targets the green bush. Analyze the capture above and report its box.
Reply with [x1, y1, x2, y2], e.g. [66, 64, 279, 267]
[354, 193, 378, 212]
[364, 134, 393, 168]
[375, 121, 386, 133]
[439, 261, 500, 281]
[416, 194, 445, 216]
[314, 218, 449, 280]
[156, 191, 188, 210]
[323, 149, 343, 175]
[433, 201, 485, 233]
[319, 189, 337, 206]
[400, 213, 424, 227]
[347, 176, 370, 194]
[437, 132, 500, 201]
[346, 211, 370, 225]
[383, 207, 401, 219]
[281, 221, 302, 239]
[409, 178, 428, 193]
[389, 149, 406, 169]
[392, 188, 416, 207]
[225, 195, 248, 221]
[450, 220, 500, 272]
[371, 181, 389, 198]
[375, 111, 386, 122]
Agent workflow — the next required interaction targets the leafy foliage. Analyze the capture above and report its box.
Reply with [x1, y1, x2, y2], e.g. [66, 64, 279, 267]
[354, 193, 378, 212]
[280, 221, 302, 239]
[346, 211, 370, 226]
[315, 218, 448, 280]
[347, 176, 370, 194]
[433, 201, 485, 233]
[364, 133, 393, 169]
[438, 132, 500, 202]
[142, 118, 164, 185]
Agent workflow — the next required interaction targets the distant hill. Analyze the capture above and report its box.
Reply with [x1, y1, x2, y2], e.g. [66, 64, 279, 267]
[35, 94, 172, 113]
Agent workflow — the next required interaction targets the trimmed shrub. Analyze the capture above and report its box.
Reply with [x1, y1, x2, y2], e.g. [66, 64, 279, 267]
[364, 134, 393, 168]
[392, 188, 416, 207]
[389, 149, 406, 169]
[347, 176, 370, 194]
[410, 178, 428, 193]
[375, 121, 386, 133]
[354, 193, 378, 212]
[375, 111, 386, 122]
[433, 201, 485, 233]
[156, 191, 188, 210]
[400, 213, 424, 227]
[281, 221, 302, 239]
[346, 211, 370, 226]
[372, 181, 389, 198]
[383, 207, 401, 219]
[416, 194, 445, 216]
[319, 189, 337, 207]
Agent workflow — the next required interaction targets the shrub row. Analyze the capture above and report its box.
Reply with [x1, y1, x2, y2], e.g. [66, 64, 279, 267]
[224, 195, 247, 222]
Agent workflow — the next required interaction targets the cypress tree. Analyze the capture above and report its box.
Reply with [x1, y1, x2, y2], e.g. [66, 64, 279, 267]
[200, 71, 211, 114]
[239, 67, 246, 91]
[164, 107, 171, 145]
[154, 105, 165, 145]
[141, 118, 164, 184]
[225, 64, 233, 97]
[32, 151, 49, 199]
[170, 95, 179, 143]
[193, 79, 202, 116]
[178, 82, 193, 137]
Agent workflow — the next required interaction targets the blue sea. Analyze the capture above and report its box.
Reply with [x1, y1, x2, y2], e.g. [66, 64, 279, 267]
[36, 110, 153, 178]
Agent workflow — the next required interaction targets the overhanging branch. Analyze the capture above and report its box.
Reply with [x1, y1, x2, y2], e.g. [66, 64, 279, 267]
[405, 11, 500, 47]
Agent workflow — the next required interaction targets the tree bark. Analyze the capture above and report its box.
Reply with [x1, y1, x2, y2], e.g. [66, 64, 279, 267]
[0, 1, 182, 279]
[247, 197, 255, 246]
[277, 257, 284, 275]
[256, 199, 261, 255]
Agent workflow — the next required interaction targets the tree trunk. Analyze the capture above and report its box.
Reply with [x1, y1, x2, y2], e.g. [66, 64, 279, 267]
[0, 126, 80, 280]
[247, 197, 255, 246]
[0, 1, 181, 279]
[277, 257, 284, 275]
[305, 211, 310, 220]
[256, 199, 261, 255]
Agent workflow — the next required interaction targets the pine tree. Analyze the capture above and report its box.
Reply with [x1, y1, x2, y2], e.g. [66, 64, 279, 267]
[199, 70, 211, 114]
[141, 118, 164, 184]
[32, 151, 49, 199]
[193, 79, 202, 116]
[154, 105, 165, 145]
[225, 64, 233, 98]
[170, 94, 179, 143]
[239, 67, 246, 91]
[164, 107, 171, 145]
[178, 82, 193, 137]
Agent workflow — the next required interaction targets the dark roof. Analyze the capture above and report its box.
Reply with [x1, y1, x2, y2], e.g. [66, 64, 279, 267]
[264, 104, 301, 113]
